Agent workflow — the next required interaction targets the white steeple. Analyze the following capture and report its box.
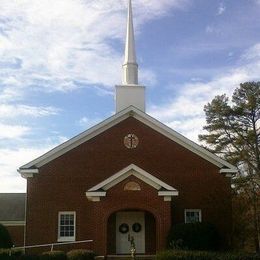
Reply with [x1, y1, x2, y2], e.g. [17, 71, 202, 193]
[115, 0, 145, 113]
[122, 0, 138, 85]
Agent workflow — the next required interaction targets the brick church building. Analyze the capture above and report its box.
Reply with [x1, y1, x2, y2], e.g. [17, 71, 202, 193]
[8, 0, 238, 255]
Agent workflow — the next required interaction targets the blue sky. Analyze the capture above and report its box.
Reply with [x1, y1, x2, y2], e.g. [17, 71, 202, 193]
[1, 0, 260, 192]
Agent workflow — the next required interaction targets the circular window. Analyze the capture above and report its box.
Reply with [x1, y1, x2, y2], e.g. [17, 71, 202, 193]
[132, 223, 142, 233]
[124, 134, 139, 149]
[119, 223, 129, 234]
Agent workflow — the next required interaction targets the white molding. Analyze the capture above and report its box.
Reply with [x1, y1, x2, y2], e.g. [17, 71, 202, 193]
[1, 221, 25, 226]
[86, 164, 178, 202]
[88, 164, 178, 192]
[85, 191, 106, 201]
[219, 168, 237, 173]
[18, 169, 39, 179]
[220, 168, 237, 177]
[158, 191, 179, 196]
[87, 197, 101, 202]
[163, 196, 172, 201]
[85, 192, 106, 197]
[224, 173, 233, 178]
[18, 106, 237, 172]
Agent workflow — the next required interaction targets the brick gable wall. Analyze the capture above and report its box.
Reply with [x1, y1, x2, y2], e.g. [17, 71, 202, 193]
[25, 117, 232, 254]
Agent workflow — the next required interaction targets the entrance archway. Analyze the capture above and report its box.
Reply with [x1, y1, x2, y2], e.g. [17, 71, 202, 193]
[107, 210, 156, 255]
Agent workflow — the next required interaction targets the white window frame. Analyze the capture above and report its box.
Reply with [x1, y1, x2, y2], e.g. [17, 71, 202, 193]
[184, 209, 202, 223]
[58, 211, 76, 242]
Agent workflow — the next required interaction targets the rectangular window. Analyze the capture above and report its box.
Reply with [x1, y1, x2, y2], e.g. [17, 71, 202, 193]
[184, 209, 201, 223]
[58, 212, 76, 242]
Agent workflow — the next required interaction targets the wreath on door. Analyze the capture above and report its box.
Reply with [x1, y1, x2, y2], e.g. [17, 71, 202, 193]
[119, 223, 129, 234]
[132, 223, 142, 233]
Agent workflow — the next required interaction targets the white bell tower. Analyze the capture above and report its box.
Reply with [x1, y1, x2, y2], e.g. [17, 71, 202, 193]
[115, 0, 145, 113]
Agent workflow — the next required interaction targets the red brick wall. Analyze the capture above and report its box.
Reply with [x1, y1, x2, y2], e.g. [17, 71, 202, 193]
[26, 117, 232, 254]
[145, 212, 156, 254]
[5, 225, 24, 247]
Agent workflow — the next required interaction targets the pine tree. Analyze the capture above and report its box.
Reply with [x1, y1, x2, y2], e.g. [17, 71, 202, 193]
[199, 82, 260, 252]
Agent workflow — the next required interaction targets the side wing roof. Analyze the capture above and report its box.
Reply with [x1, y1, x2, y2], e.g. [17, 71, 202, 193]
[0, 193, 25, 222]
[18, 106, 237, 175]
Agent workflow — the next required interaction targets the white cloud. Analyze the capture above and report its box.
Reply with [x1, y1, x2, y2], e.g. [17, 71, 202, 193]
[166, 117, 206, 142]
[78, 116, 103, 129]
[0, 145, 58, 192]
[242, 43, 260, 61]
[139, 68, 157, 86]
[217, 2, 226, 15]
[0, 0, 190, 193]
[0, 0, 187, 100]
[148, 43, 260, 143]
[0, 124, 30, 139]
[0, 104, 59, 118]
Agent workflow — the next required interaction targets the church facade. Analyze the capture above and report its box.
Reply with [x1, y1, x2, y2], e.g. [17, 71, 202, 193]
[17, 0, 237, 255]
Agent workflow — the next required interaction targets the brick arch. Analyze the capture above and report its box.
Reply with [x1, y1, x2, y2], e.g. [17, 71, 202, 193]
[91, 175, 172, 255]
[102, 204, 162, 224]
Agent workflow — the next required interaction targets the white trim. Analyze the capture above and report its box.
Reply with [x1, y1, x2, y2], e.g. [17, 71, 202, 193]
[58, 211, 76, 242]
[85, 191, 106, 197]
[87, 197, 101, 202]
[18, 169, 39, 179]
[1, 221, 25, 226]
[184, 209, 202, 223]
[86, 164, 178, 202]
[85, 191, 106, 202]
[224, 173, 233, 178]
[88, 164, 177, 192]
[219, 168, 237, 173]
[18, 106, 237, 172]
[220, 168, 237, 177]
[158, 191, 179, 196]
[163, 196, 172, 201]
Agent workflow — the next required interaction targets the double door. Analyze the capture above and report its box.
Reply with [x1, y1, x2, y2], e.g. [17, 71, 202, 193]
[116, 211, 145, 254]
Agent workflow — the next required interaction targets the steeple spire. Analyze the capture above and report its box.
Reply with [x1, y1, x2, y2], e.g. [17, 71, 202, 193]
[115, 0, 145, 113]
[122, 0, 138, 85]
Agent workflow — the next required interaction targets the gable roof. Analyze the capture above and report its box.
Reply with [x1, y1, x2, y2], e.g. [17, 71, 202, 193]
[0, 193, 25, 222]
[18, 106, 237, 175]
[85, 164, 178, 202]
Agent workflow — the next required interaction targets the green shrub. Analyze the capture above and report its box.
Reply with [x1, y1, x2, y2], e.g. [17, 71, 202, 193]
[41, 250, 67, 260]
[0, 249, 9, 260]
[167, 222, 220, 251]
[0, 224, 12, 248]
[0, 248, 23, 260]
[20, 255, 40, 260]
[67, 249, 95, 260]
[156, 250, 260, 260]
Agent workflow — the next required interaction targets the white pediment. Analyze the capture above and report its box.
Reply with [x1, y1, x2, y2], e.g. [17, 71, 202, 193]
[85, 164, 178, 202]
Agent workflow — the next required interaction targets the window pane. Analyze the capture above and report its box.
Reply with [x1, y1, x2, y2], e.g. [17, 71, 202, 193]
[59, 213, 75, 238]
[185, 210, 200, 223]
